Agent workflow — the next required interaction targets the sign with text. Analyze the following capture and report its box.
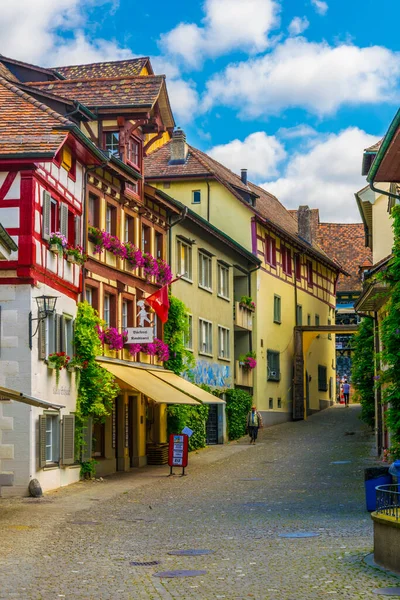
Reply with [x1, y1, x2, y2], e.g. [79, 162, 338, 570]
[125, 327, 154, 344]
[168, 433, 189, 468]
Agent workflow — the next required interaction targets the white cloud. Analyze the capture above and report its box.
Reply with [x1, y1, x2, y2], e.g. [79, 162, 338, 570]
[261, 128, 379, 222]
[165, 78, 199, 125]
[311, 0, 328, 15]
[0, 0, 131, 66]
[204, 38, 400, 117]
[159, 0, 280, 68]
[288, 16, 309, 36]
[277, 124, 318, 139]
[208, 131, 286, 179]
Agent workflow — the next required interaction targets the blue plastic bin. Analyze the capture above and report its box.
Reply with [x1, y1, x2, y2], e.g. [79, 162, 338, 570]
[365, 474, 392, 511]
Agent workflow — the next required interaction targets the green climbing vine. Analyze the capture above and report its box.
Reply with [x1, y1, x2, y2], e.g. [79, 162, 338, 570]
[224, 388, 253, 440]
[74, 302, 120, 476]
[351, 317, 375, 428]
[378, 205, 400, 447]
[164, 295, 195, 376]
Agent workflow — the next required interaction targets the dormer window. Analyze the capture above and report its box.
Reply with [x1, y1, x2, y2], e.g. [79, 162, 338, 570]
[104, 131, 119, 157]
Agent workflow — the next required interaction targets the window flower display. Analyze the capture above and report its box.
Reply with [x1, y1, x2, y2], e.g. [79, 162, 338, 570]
[65, 245, 87, 265]
[47, 352, 70, 384]
[49, 232, 68, 255]
[240, 296, 256, 311]
[239, 351, 257, 370]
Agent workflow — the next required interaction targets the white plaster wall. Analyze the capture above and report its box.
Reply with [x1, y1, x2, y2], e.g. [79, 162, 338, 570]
[0, 207, 19, 228]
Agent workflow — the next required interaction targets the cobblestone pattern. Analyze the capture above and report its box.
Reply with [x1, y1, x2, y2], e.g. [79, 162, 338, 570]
[0, 405, 399, 599]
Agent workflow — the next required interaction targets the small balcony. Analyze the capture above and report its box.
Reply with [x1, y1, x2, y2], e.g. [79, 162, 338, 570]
[235, 361, 254, 387]
[234, 302, 254, 331]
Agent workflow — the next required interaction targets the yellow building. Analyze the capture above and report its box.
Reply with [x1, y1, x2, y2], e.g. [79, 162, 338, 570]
[145, 131, 342, 425]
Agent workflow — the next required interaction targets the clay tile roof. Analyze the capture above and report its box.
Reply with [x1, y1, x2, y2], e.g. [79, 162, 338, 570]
[144, 141, 210, 178]
[0, 62, 19, 83]
[25, 75, 165, 109]
[53, 57, 151, 80]
[317, 223, 372, 292]
[0, 76, 69, 156]
[365, 139, 382, 152]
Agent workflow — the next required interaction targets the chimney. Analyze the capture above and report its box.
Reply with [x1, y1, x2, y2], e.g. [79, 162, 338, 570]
[241, 169, 248, 185]
[169, 128, 188, 165]
[298, 205, 312, 244]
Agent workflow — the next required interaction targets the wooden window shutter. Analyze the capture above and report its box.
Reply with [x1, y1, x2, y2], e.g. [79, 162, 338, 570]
[55, 314, 61, 353]
[81, 417, 93, 462]
[59, 315, 66, 353]
[60, 203, 69, 238]
[42, 191, 51, 240]
[62, 414, 75, 465]
[74, 215, 82, 247]
[38, 317, 47, 360]
[39, 414, 47, 468]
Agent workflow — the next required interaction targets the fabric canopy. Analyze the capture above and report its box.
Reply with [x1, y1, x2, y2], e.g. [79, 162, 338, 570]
[0, 386, 64, 410]
[98, 362, 201, 405]
[150, 371, 225, 404]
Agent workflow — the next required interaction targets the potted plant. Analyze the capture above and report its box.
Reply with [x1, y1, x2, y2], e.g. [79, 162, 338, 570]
[239, 296, 256, 311]
[47, 352, 70, 385]
[239, 351, 257, 370]
[65, 245, 86, 265]
[49, 232, 68, 256]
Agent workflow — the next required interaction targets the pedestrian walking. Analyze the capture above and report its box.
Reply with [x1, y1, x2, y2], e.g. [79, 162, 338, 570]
[343, 380, 350, 406]
[247, 405, 263, 444]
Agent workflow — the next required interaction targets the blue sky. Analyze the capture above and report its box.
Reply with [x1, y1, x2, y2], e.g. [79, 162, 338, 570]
[1, 0, 399, 221]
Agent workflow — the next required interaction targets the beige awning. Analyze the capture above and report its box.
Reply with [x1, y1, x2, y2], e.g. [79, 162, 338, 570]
[0, 386, 64, 410]
[98, 362, 201, 405]
[150, 371, 225, 404]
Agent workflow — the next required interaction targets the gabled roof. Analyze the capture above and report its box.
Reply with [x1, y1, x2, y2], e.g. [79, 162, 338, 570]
[0, 61, 19, 83]
[54, 57, 152, 79]
[0, 55, 60, 81]
[25, 75, 166, 109]
[145, 140, 343, 272]
[0, 76, 70, 156]
[365, 139, 382, 153]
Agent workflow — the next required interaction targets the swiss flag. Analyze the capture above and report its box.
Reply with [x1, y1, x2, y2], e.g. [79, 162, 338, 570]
[145, 285, 170, 323]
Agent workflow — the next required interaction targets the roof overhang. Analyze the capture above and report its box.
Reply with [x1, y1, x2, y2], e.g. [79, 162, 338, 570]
[354, 281, 389, 312]
[367, 108, 400, 182]
[0, 386, 64, 410]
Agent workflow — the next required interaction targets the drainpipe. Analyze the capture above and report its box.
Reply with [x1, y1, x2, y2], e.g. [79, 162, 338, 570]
[369, 182, 400, 202]
[206, 181, 210, 222]
[168, 206, 188, 265]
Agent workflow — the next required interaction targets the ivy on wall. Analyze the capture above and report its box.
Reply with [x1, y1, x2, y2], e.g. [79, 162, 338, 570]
[225, 388, 253, 440]
[164, 295, 195, 376]
[351, 317, 375, 428]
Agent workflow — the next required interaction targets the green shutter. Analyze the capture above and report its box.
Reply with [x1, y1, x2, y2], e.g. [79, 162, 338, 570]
[81, 417, 93, 462]
[59, 315, 66, 353]
[42, 191, 51, 240]
[274, 296, 281, 323]
[267, 350, 280, 381]
[38, 318, 47, 360]
[55, 314, 61, 353]
[74, 215, 82, 247]
[62, 415, 75, 465]
[60, 203, 68, 238]
[39, 414, 47, 468]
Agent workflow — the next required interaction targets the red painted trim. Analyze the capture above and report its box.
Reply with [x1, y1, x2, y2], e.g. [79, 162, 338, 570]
[0, 172, 17, 200]
[18, 171, 35, 268]
[0, 261, 18, 269]
[0, 200, 19, 207]
[0, 277, 35, 285]
[29, 267, 80, 300]
[35, 170, 82, 213]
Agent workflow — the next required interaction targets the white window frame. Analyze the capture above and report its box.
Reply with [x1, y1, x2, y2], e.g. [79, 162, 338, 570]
[122, 300, 128, 330]
[177, 239, 192, 281]
[104, 295, 111, 327]
[198, 251, 212, 291]
[183, 314, 193, 350]
[86, 287, 93, 306]
[217, 262, 230, 300]
[218, 325, 230, 360]
[45, 413, 60, 464]
[105, 205, 113, 234]
[199, 318, 213, 356]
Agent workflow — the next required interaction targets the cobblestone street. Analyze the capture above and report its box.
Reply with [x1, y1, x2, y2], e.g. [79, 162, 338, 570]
[1, 405, 399, 600]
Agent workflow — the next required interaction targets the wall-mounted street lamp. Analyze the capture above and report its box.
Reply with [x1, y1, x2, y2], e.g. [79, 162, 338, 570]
[29, 296, 58, 350]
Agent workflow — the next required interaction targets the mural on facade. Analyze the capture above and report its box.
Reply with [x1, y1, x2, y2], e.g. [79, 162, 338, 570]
[187, 359, 232, 389]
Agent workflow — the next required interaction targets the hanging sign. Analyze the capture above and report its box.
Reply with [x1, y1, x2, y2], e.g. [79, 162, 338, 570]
[125, 328, 154, 343]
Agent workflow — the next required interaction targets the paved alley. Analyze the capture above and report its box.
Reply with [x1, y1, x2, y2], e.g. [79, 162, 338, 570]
[0, 405, 398, 600]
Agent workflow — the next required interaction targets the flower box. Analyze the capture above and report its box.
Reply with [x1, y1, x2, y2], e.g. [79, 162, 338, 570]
[66, 254, 78, 264]
[66, 363, 76, 372]
[50, 243, 61, 254]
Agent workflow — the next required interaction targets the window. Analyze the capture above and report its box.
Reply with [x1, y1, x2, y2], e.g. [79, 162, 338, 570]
[141, 224, 151, 252]
[88, 193, 100, 228]
[217, 263, 229, 299]
[104, 131, 119, 156]
[199, 251, 212, 290]
[177, 239, 192, 280]
[199, 319, 212, 355]
[45, 414, 59, 463]
[277, 397, 282, 408]
[267, 350, 280, 381]
[295, 254, 302, 281]
[85, 287, 98, 310]
[274, 295, 281, 324]
[155, 231, 163, 259]
[104, 295, 111, 327]
[126, 181, 139, 197]
[307, 260, 313, 286]
[192, 190, 201, 204]
[50, 198, 58, 234]
[315, 314, 320, 326]
[127, 137, 140, 168]
[218, 326, 230, 359]
[318, 365, 328, 391]
[93, 422, 105, 458]
[122, 301, 128, 330]
[106, 204, 116, 236]
[63, 316, 73, 358]
[183, 314, 193, 350]
[296, 304, 303, 326]
[307, 314, 311, 326]
[125, 215, 135, 244]
[269, 398, 273, 409]
[281, 246, 292, 276]
[265, 236, 276, 267]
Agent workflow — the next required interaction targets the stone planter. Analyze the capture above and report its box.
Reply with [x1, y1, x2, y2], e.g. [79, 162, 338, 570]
[50, 243, 62, 254]
[371, 512, 400, 575]
[66, 254, 78, 264]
